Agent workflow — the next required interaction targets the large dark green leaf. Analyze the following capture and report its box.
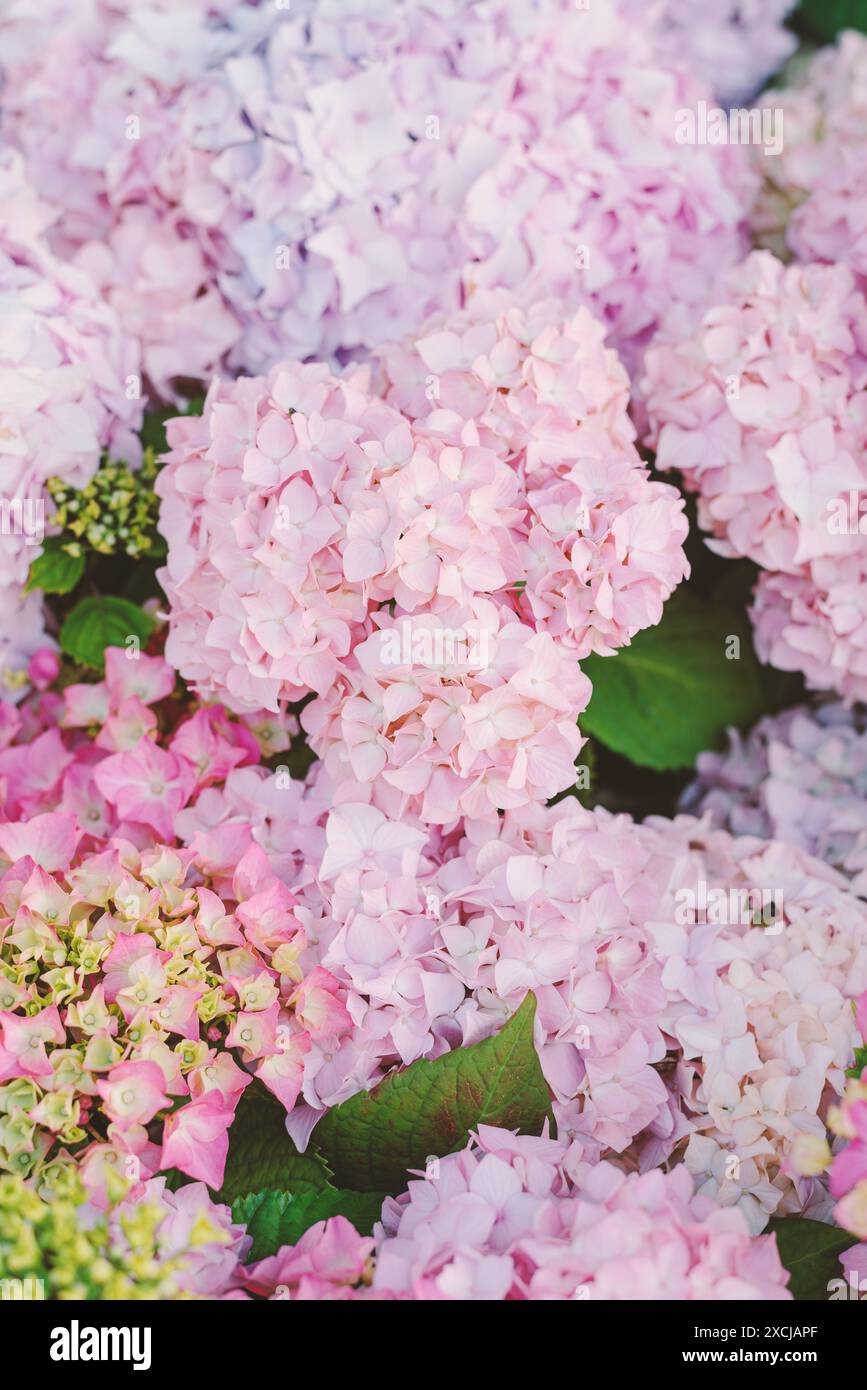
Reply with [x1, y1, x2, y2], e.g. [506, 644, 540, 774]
[315, 993, 551, 1193]
[792, 0, 867, 43]
[767, 1217, 856, 1300]
[580, 591, 768, 771]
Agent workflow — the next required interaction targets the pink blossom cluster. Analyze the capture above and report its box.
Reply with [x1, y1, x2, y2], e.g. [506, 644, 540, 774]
[376, 294, 690, 656]
[753, 31, 867, 274]
[368, 1126, 791, 1300]
[33, 644, 325, 894]
[0, 646, 300, 873]
[643, 250, 867, 701]
[0, 0, 755, 386]
[156, 298, 688, 824]
[0, 150, 143, 693]
[623, 0, 796, 106]
[250, 792, 867, 1229]
[682, 703, 867, 897]
[0, 828, 352, 1195]
[639, 815, 867, 1231]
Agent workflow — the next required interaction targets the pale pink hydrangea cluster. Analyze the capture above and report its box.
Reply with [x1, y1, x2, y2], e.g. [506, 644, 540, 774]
[0, 150, 143, 693]
[0, 828, 352, 1195]
[752, 31, 867, 272]
[682, 703, 867, 896]
[643, 250, 867, 701]
[368, 1126, 791, 1300]
[639, 815, 867, 1231]
[377, 294, 690, 656]
[256, 793, 867, 1229]
[0, 0, 258, 395]
[156, 298, 688, 824]
[277, 796, 672, 1157]
[623, 0, 796, 106]
[0, 0, 756, 384]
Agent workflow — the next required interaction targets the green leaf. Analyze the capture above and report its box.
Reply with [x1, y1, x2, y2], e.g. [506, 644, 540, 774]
[847, 1044, 867, 1080]
[215, 1083, 332, 1205]
[792, 0, 867, 43]
[316, 993, 551, 1193]
[59, 596, 155, 671]
[25, 539, 85, 595]
[231, 1188, 386, 1261]
[767, 1217, 856, 1301]
[579, 591, 768, 772]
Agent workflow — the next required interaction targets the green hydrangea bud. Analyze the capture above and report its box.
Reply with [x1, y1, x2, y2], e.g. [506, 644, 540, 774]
[46, 446, 163, 562]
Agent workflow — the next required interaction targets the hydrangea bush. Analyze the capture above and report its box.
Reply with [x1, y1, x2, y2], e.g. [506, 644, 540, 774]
[4, 0, 867, 1312]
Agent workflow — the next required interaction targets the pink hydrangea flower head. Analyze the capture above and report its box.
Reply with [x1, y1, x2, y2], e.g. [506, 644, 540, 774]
[287, 795, 867, 1230]
[623, 0, 796, 106]
[644, 250, 867, 702]
[370, 1125, 792, 1300]
[683, 702, 867, 898]
[0, 646, 287, 863]
[0, 0, 755, 382]
[157, 297, 690, 824]
[751, 31, 867, 271]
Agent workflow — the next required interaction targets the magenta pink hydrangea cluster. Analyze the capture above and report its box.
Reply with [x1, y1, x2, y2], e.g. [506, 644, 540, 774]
[0, 0, 756, 389]
[0, 647, 300, 868]
[0, 739, 355, 1200]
